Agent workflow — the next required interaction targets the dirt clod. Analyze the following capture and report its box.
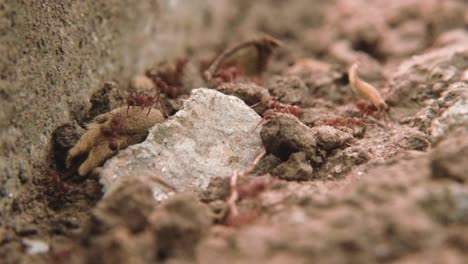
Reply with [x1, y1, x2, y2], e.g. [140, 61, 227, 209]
[260, 113, 317, 162]
[88, 179, 156, 235]
[314, 125, 353, 152]
[431, 133, 468, 182]
[215, 82, 272, 114]
[86, 82, 124, 122]
[267, 75, 308, 106]
[392, 127, 430, 151]
[150, 194, 213, 260]
[272, 152, 313, 181]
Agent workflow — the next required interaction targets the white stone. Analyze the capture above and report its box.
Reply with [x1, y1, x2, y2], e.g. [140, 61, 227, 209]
[431, 99, 468, 140]
[22, 239, 49, 255]
[100, 88, 264, 200]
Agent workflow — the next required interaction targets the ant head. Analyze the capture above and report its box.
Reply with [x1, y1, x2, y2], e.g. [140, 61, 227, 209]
[262, 109, 277, 119]
[290, 105, 303, 116]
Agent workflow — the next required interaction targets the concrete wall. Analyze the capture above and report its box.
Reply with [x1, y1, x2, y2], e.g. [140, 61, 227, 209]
[0, 0, 232, 203]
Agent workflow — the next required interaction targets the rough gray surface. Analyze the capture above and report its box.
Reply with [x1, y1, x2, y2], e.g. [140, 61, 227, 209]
[101, 88, 264, 200]
[387, 40, 468, 111]
[0, 0, 235, 215]
[2, 1, 468, 263]
[431, 132, 468, 182]
[430, 83, 468, 141]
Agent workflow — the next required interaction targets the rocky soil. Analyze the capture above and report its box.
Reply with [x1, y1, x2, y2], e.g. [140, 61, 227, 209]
[1, 0, 467, 263]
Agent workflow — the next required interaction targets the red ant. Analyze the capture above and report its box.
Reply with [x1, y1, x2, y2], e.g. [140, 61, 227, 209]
[353, 100, 379, 118]
[154, 78, 179, 100]
[224, 210, 258, 227]
[203, 36, 280, 83]
[223, 177, 272, 227]
[146, 58, 187, 98]
[108, 114, 125, 135]
[100, 114, 126, 151]
[49, 244, 77, 263]
[252, 101, 303, 131]
[204, 64, 245, 88]
[323, 117, 366, 133]
[348, 62, 390, 128]
[49, 169, 69, 195]
[213, 65, 243, 83]
[162, 58, 187, 87]
[126, 87, 167, 117]
[350, 99, 389, 128]
[237, 176, 273, 199]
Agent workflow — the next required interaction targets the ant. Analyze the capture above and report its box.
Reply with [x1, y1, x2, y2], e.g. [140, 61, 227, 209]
[237, 176, 273, 200]
[203, 36, 281, 82]
[352, 100, 380, 117]
[126, 87, 168, 117]
[251, 99, 303, 131]
[146, 58, 187, 98]
[49, 244, 77, 263]
[154, 78, 179, 100]
[213, 64, 243, 83]
[348, 62, 389, 128]
[103, 114, 125, 136]
[224, 151, 267, 227]
[346, 99, 390, 129]
[48, 169, 69, 195]
[223, 176, 273, 227]
[100, 113, 126, 151]
[323, 117, 366, 133]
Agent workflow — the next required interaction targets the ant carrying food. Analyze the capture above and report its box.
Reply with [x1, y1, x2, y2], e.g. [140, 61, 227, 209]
[348, 62, 390, 128]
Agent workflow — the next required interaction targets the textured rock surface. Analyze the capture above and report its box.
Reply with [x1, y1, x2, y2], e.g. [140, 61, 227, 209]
[431, 133, 468, 182]
[3, 1, 468, 263]
[430, 83, 468, 141]
[387, 41, 468, 110]
[101, 88, 263, 200]
[0, 0, 237, 218]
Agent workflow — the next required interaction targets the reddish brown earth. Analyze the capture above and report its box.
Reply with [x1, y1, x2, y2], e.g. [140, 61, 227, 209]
[1, 1, 467, 263]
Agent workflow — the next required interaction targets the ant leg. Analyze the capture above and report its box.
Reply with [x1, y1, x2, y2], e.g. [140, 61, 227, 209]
[169, 86, 178, 98]
[250, 118, 265, 132]
[127, 105, 132, 115]
[153, 87, 160, 100]
[363, 111, 369, 118]
[126, 90, 136, 116]
[250, 101, 261, 108]
[147, 107, 152, 116]
[154, 90, 169, 118]
[381, 111, 390, 129]
[159, 100, 169, 118]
